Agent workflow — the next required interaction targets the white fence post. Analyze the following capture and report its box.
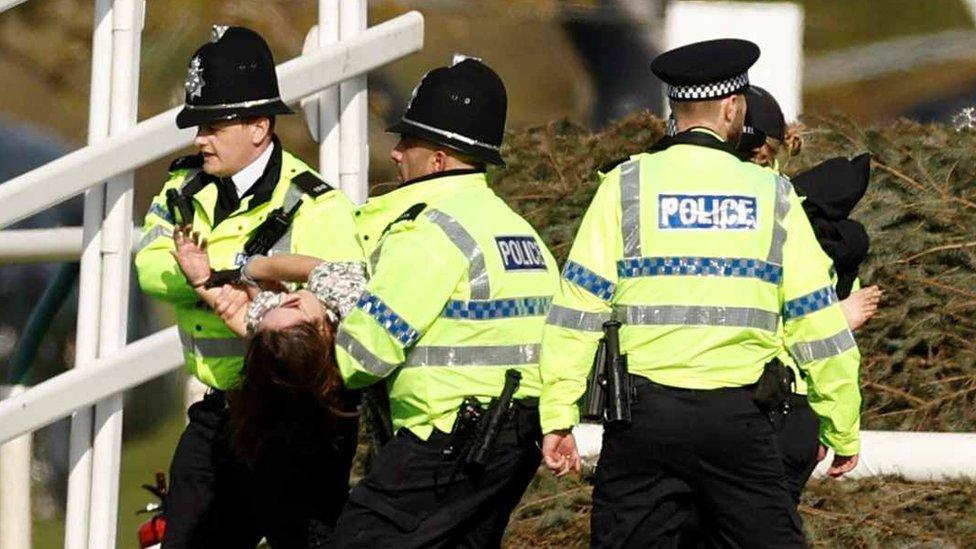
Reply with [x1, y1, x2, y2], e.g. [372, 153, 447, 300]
[339, 0, 369, 205]
[0, 384, 31, 549]
[65, 0, 113, 545]
[319, 0, 342, 186]
[87, 0, 144, 546]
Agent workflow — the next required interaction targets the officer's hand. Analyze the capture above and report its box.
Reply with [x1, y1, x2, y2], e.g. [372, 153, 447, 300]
[816, 443, 828, 463]
[827, 452, 859, 478]
[171, 225, 211, 287]
[215, 284, 249, 321]
[542, 430, 581, 477]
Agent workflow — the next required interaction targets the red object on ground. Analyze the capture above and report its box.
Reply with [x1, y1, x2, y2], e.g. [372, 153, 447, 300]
[138, 515, 166, 548]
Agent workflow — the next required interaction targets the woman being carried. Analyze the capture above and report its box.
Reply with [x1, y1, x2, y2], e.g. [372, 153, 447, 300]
[172, 226, 364, 547]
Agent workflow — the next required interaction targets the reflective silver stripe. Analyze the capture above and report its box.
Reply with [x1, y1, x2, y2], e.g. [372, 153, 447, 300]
[404, 344, 540, 367]
[336, 329, 399, 377]
[369, 244, 383, 273]
[183, 96, 283, 110]
[789, 329, 857, 364]
[425, 209, 491, 300]
[546, 305, 611, 332]
[178, 328, 246, 357]
[400, 117, 501, 151]
[767, 175, 792, 266]
[620, 160, 642, 258]
[179, 168, 202, 192]
[615, 305, 779, 332]
[135, 225, 172, 253]
[269, 183, 308, 255]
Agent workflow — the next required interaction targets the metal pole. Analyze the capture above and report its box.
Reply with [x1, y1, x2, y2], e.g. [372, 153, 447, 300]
[0, 385, 31, 549]
[66, 0, 113, 545]
[339, 0, 369, 205]
[318, 0, 341, 186]
[88, 0, 144, 546]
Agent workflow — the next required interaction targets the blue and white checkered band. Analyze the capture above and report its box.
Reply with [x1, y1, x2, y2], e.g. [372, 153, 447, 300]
[667, 72, 749, 101]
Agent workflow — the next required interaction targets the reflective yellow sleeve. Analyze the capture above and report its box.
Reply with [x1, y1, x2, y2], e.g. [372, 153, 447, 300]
[336, 221, 467, 389]
[539, 173, 622, 433]
[780, 188, 861, 455]
[290, 191, 366, 263]
[134, 175, 198, 305]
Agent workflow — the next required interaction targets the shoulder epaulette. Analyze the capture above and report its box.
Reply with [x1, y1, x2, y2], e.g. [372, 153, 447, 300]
[598, 156, 631, 175]
[382, 202, 428, 238]
[291, 171, 334, 197]
[168, 154, 203, 172]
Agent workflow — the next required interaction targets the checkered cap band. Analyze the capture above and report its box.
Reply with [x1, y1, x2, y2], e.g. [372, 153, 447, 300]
[783, 286, 839, 321]
[667, 72, 749, 101]
[616, 256, 782, 285]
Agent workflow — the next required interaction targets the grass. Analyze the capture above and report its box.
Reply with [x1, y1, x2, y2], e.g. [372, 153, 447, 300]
[33, 410, 186, 547]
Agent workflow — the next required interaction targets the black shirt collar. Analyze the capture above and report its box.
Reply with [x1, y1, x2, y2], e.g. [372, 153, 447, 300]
[398, 168, 485, 189]
[649, 127, 741, 159]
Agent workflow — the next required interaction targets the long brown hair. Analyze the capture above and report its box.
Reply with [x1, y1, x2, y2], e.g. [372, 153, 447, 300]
[228, 319, 355, 461]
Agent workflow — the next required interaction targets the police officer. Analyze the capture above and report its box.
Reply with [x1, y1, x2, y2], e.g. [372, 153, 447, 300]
[537, 39, 862, 547]
[329, 57, 558, 548]
[135, 26, 363, 548]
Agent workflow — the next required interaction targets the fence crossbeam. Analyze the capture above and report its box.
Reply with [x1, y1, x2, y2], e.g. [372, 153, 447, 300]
[0, 10, 424, 229]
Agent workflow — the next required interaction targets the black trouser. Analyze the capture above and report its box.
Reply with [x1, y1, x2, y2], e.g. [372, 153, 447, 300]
[162, 391, 358, 549]
[328, 401, 542, 548]
[592, 378, 806, 549]
[776, 394, 820, 506]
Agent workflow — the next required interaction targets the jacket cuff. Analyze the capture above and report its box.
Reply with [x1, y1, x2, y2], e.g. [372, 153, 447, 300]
[540, 403, 580, 434]
[820, 428, 860, 456]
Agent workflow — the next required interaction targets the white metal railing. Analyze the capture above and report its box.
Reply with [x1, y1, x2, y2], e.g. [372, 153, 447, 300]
[0, 327, 184, 444]
[0, 5, 423, 548]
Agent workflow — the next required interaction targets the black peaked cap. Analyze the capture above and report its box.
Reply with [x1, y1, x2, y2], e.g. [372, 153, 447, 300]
[176, 26, 293, 129]
[737, 85, 786, 155]
[745, 85, 786, 141]
[388, 58, 507, 166]
[652, 38, 760, 102]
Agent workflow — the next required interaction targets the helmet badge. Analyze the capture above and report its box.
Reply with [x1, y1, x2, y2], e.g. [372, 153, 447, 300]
[185, 56, 205, 100]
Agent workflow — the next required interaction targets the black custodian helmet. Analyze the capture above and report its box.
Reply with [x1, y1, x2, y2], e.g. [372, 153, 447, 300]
[176, 25, 293, 129]
[388, 56, 507, 166]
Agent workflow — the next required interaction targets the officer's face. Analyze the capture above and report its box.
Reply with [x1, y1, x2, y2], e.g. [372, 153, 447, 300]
[390, 136, 444, 183]
[258, 290, 327, 333]
[194, 118, 271, 177]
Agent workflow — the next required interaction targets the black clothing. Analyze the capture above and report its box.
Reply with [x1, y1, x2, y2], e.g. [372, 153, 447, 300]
[162, 391, 358, 549]
[328, 401, 542, 548]
[777, 395, 821, 505]
[792, 153, 872, 299]
[591, 378, 806, 549]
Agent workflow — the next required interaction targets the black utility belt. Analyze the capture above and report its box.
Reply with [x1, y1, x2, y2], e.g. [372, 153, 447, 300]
[631, 375, 758, 397]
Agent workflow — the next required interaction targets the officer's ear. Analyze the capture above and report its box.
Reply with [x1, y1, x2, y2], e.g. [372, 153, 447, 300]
[430, 149, 450, 173]
[247, 117, 273, 146]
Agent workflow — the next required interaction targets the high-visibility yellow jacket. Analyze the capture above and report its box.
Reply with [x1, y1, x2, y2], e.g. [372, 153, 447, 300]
[538, 130, 862, 455]
[335, 170, 559, 440]
[135, 144, 364, 390]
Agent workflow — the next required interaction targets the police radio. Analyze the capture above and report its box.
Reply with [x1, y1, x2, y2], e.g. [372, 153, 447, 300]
[165, 189, 195, 226]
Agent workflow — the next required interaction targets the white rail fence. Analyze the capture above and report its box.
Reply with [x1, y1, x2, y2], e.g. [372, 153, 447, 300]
[0, 3, 423, 548]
